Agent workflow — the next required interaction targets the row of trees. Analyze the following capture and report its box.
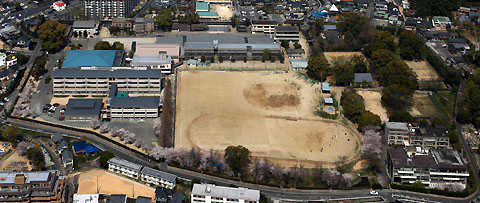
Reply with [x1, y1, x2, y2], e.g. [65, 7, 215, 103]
[72, 30, 89, 38]
[458, 73, 480, 127]
[340, 88, 381, 129]
[94, 41, 125, 50]
[150, 145, 356, 188]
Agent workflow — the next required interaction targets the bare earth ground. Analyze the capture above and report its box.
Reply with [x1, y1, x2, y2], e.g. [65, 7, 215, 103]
[409, 93, 441, 117]
[357, 91, 388, 122]
[175, 71, 361, 168]
[77, 170, 155, 199]
[324, 52, 363, 64]
[0, 150, 32, 171]
[404, 60, 440, 81]
[213, 5, 233, 20]
[99, 27, 111, 38]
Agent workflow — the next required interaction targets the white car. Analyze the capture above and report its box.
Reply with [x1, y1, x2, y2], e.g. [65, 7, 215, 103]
[3, 97, 9, 102]
[369, 191, 378, 195]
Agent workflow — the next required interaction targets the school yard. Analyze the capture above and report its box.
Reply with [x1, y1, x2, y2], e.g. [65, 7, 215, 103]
[175, 71, 362, 168]
[77, 170, 155, 199]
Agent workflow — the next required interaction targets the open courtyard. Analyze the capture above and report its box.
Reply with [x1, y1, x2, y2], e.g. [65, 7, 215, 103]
[175, 71, 361, 167]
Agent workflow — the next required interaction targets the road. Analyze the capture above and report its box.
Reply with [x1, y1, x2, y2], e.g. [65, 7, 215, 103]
[7, 117, 480, 203]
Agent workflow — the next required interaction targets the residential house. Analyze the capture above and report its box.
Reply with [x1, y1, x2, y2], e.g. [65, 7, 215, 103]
[352, 73, 373, 87]
[61, 149, 73, 167]
[432, 16, 452, 28]
[112, 18, 134, 30]
[155, 187, 184, 203]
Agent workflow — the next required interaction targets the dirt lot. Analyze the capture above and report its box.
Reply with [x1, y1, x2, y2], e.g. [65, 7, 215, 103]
[0, 150, 31, 171]
[409, 93, 441, 117]
[175, 71, 361, 167]
[357, 91, 388, 122]
[324, 52, 364, 64]
[77, 170, 155, 199]
[404, 60, 440, 81]
[213, 5, 233, 20]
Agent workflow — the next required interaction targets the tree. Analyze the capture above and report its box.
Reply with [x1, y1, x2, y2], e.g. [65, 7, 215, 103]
[361, 127, 382, 170]
[73, 31, 78, 38]
[135, 138, 145, 148]
[153, 117, 161, 136]
[357, 111, 382, 129]
[377, 60, 417, 90]
[382, 84, 413, 111]
[14, 2, 22, 10]
[155, 9, 173, 30]
[201, 56, 206, 63]
[37, 20, 68, 52]
[281, 41, 289, 49]
[337, 12, 368, 37]
[370, 50, 397, 74]
[1, 126, 21, 143]
[350, 55, 368, 73]
[322, 169, 341, 187]
[99, 123, 110, 133]
[262, 49, 271, 62]
[112, 41, 124, 50]
[83, 30, 88, 38]
[399, 30, 426, 60]
[17, 141, 34, 156]
[94, 41, 112, 50]
[250, 158, 264, 184]
[331, 56, 355, 86]
[306, 56, 330, 81]
[90, 117, 100, 129]
[340, 88, 365, 123]
[389, 110, 415, 123]
[411, 181, 426, 189]
[410, 0, 457, 18]
[364, 30, 396, 56]
[26, 146, 45, 170]
[15, 52, 29, 66]
[230, 16, 238, 28]
[99, 150, 114, 169]
[294, 41, 302, 49]
[224, 145, 251, 177]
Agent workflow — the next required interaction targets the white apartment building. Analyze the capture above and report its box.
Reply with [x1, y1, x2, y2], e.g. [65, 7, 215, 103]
[274, 26, 299, 41]
[251, 20, 277, 37]
[108, 157, 142, 178]
[84, 0, 139, 18]
[52, 67, 163, 96]
[140, 166, 177, 189]
[387, 148, 469, 190]
[191, 184, 260, 203]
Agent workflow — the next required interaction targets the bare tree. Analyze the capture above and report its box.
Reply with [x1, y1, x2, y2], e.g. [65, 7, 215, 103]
[90, 117, 100, 129]
[153, 117, 161, 135]
[361, 127, 382, 169]
[436, 183, 465, 192]
[206, 149, 222, 173]
[261, 158, 272, 182]
[270, 165, 284, 185]
[17, 141, 34, 156]
[188, 147, 202, 168]
[250, 158, 264, 184]
[135, 138, 145, 148]
[99, 123, 110, 134]
[290, 166, 304, 188]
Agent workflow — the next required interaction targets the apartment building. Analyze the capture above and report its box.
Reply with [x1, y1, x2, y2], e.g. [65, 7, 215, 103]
[0, 170, 66, 203]
[251, 20, 277, 36]
[134, 18, 155, 34]
[191, 184, 260, 203]
[52, 67, 163, 96]
[385, 122, 410, 145]
[108, 157, 142, 178]
[387, 148, 469, 190]
[274, 26, 299, 41]
[84, 0, 140, 18]
[385, 122, 450, 149]
[140, 166, 177, 189]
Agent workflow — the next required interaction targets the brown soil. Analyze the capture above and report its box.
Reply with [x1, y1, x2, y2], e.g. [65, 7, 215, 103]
[244, 83, 300, 108]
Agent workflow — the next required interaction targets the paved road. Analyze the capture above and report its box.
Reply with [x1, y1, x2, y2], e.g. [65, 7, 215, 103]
[7, 117, 480, 202]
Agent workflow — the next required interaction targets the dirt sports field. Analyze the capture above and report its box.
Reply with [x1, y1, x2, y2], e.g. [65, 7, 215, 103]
[324, 52, 364, 64]
[357, 91, 388, 122]
[404, 60, 440, 81]
[77, 170, 155, 199]
[175, 71, 361, 167]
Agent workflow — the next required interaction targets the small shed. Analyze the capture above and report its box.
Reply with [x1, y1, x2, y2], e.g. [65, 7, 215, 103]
[353, 73, 373, 87]
[321, 82, 330, 93]
[187, 59, 198, 67]
[324, 97, 333, 105]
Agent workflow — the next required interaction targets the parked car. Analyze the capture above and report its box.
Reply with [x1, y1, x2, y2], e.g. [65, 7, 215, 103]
[3, 97, 9, 102]
[369, 191, 378, 195]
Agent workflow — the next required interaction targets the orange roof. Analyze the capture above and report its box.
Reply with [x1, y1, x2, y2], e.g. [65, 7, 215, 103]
[55, 2, 65, 6]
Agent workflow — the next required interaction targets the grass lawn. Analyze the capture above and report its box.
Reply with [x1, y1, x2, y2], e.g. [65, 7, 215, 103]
[429, 91, 455, 122]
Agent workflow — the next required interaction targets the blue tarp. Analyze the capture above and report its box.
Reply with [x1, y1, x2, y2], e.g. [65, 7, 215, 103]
[312, 11, 328, 18]
[85, 145, 98, 154]
[72, 141, 86, 153]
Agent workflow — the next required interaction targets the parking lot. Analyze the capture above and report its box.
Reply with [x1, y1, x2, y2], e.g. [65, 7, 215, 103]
[238, 6, 267, 21]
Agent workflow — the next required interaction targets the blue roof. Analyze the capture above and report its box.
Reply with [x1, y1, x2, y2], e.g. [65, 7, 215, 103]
[73, 141, 87, 153]
[63, 50, 117, 68]
[85, 145, 98, 154]
[196, 1, 209, 11]
[197, 11, 218, 17]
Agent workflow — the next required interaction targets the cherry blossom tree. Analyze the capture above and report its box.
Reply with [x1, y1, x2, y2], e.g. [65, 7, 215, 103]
[124, 132, 136, 144]
[322, 169, 341, 187]
[341, 173, 354, 188]
[99, 123, 110, 134]
[250, 158, 264, 184]
[17, 141, 34, 156]
[361, 126, 382, 170]
[135, 138, 145, 148]
[90, 117, 100, 129]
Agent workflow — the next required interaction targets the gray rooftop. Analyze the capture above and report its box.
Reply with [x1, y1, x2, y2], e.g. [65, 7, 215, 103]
[108, 157, 142, 171]
[184, 42, 214, 49]
[290, 58, 308, 69]
[65, 99, 103, 117]
[354, 73, 373, 83]
[136, 196, 152, 203]
[192, 184, 260, 201]
[53, 67, 162, 79]
[385, 122, 409, 131]
[323, 24, 337, 31]
[132, 55, 172, 65]
[275, 26, 299, 32]
[252, 20, 276, 25]
[73, 21, 97, 29]
[61, 149, 73, 162]
[109, 194, 127, 203]
[0, 171, 59, 185]
[141, 166, 177, 183]
[110, 97, 160, 108]
[217, 43, 280, 50]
